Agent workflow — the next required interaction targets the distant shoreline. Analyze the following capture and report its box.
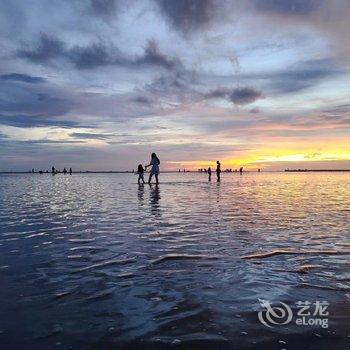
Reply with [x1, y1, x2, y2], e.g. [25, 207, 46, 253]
[284, 169, 350, 172]
[1, 169, 350, 174]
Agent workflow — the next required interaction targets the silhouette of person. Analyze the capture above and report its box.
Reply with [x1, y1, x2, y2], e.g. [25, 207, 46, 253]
[69, 167, 72, 175]
[52, 166, 55, 175]
[145, 153, 160, 184]
[239, 167, 243, 175]
[208, 167, 212, 181]
[137, 164, 145, 184]
[63, 168, 67, 174]
[216, 161, 221, 182]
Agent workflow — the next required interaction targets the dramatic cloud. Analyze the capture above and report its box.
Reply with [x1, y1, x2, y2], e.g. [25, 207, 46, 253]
[135, 39, 181, 70]
[205, 87, 263, 105]
[269, 59, 342, 93]
[156, 0, 216, 32]
[18, 34, 182, 71]
[0, 114, 80, 128]
[90, 0, 117, 18]
[132, 96, 153, 105]
[70, 132, 114, 140]
[253, 0, 323, 16]
[21, 139, 85, 144]
[230, 87, 263, 105]
[0, 81, 75, 118]
[250, 107, 260, 114]
[238, 59, 343, 94]
[18, 34, 65, 64]
[68, 43, 113, 69]
[0, 0, 349, 171]
[205, 87, 230, 99]
[0, 73, 45, 84]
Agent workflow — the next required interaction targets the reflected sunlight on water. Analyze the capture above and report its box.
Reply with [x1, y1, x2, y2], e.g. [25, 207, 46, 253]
[0, 172, 349, 348]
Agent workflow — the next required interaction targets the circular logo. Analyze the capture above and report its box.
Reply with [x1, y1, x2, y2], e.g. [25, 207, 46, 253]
[258, 298, 293, 328]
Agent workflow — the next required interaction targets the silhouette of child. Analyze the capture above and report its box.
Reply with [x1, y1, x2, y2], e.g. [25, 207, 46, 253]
[137, 164, 145, 184]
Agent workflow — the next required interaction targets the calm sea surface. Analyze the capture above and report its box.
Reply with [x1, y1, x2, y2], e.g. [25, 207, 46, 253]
[0, 172, 349, 349]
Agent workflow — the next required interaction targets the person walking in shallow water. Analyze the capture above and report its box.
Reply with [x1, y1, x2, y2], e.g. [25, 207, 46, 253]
[145, 153, 160, 184]
[216, 161, 221, 182]
[240, 167, 243, 175]
[137, 164, 145, 184]
[208, 167, 212, 181]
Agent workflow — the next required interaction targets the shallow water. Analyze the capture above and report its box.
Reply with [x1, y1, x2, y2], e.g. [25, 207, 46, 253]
[0, 172, 349, 349]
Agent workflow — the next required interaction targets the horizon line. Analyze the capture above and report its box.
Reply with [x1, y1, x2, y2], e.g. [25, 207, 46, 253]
[1, 169, 350, 174]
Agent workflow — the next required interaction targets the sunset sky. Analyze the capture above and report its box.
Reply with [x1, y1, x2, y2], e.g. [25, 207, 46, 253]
[1, 0, 349, 171]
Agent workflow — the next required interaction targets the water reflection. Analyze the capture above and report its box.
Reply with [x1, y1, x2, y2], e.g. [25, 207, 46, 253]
[149, 183, 161, 216]
[0, 172, 349, 348]
[137, 183, 144, 206]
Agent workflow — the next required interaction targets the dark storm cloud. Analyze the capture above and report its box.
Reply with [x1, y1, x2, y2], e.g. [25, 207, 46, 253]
[70, 132, 114, 140]
[156, 0, 215, 32]
[18, 34, 65, 64]
[205, 87, 263, 105]
[18, 34, 182, 71]
[253, 0, 323, 16]
[0, 73, 45, 84]
[90, 0, 117, 18]
[0, 114, 80, 128]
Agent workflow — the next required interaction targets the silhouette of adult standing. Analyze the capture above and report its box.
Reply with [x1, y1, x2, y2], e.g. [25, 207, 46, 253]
[216, 161, 221, 182]
[145, 153, 160, 184]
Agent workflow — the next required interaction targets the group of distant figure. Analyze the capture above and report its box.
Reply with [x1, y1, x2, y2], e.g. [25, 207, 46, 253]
[206, 162, 244, 182]
[136, 153, 252, 184]
[30, 152, 257, 184]
[31, 166, 72, 175]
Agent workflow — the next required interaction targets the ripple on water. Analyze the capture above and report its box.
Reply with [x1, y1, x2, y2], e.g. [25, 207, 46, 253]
[0, 172, 349, 345]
